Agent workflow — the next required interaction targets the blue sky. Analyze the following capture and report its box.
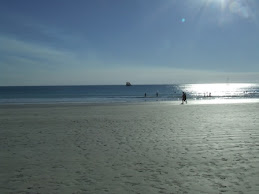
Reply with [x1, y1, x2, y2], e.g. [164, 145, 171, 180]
[1, 0, 259, 86]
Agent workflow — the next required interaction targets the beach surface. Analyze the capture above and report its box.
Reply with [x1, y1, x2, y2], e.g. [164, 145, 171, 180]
[1, 102, 259, 193]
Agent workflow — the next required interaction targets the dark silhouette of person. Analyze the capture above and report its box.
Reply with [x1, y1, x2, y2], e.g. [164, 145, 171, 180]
[144, 93, 147, 97]
[156, 91, 159, 97]
[182, 92, 187, 104]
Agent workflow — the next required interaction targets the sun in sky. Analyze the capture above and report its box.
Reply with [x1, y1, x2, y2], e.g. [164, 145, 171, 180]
[203, 0, 253, 19]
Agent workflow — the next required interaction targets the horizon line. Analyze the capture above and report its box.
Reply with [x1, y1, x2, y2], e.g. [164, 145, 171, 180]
[1, 81, 258, 87]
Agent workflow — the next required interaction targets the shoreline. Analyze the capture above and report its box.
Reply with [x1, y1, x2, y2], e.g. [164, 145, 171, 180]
[1, 97, 259, 107]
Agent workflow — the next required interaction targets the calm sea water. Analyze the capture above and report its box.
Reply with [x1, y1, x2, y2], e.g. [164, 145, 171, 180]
[0, 83, 259, 104]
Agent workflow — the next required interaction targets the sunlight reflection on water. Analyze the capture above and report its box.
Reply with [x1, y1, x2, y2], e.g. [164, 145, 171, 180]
[182, 83, 257, 98]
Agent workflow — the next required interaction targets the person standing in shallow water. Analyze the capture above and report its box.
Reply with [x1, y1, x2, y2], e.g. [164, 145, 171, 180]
[182, 92, 187, 104]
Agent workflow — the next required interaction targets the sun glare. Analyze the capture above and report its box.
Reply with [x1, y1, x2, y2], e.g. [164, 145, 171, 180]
[212, 0, 227, 10]
[203, 0, 253, 20]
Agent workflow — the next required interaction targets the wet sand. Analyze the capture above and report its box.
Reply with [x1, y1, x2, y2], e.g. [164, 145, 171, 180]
[1, 102, 259, 193]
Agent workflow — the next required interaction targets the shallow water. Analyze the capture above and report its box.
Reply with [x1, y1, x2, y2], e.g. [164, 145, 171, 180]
[0, 83, 259, 104]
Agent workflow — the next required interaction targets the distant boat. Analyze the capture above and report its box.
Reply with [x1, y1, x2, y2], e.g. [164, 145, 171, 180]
[126, 82, 132, 86]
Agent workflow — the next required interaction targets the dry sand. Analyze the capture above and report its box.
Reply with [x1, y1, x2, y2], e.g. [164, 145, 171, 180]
[1, 102, 259, 193]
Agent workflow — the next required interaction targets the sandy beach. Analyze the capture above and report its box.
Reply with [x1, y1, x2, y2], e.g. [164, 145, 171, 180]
[1, 102, 259, 194]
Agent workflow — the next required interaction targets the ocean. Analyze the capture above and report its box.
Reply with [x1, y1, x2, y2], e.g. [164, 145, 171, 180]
[0, 83, 259, 104]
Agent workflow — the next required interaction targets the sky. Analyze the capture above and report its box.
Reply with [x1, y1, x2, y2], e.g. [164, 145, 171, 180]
[1, 0, 259, 86]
